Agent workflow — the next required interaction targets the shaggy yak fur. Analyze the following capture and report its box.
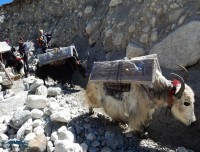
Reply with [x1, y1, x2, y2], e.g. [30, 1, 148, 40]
[86, 70, 196, 133]
[35, 56, 87, 87]
[2, 51, 24, 76]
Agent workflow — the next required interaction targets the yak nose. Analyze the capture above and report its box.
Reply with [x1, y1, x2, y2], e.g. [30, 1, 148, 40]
[190, 121, 196, 126]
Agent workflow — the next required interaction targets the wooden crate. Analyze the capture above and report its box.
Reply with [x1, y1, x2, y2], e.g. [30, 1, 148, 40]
[89, 54, 160, 86]
[38, 46, 77, 67]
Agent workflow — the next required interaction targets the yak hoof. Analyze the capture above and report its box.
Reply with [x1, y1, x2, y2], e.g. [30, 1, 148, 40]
[132, 131, 148, 139]
[89, 107, 94, 115]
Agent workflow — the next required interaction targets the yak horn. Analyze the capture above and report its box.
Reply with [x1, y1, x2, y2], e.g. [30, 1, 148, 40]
[171, 73, 185, 98]
[176, 64, 188, 81]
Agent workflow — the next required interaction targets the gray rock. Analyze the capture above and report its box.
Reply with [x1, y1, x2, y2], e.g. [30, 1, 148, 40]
[106, 136, 119, 150]
[31, 109, 44, 119]
[29, 79, 44, 93]
[26, 95, 48, 109]
[11, 109, 31, 127]
[54, 140, 82, 152]
[47, 87, 61, 97]
[28, 133, 47, 152]
[35, 85, 48, 97]
[109, 0, 123, 7]
[150, 21, 200, 70]
[50, 110, 71, 123]
[126, 42, 145, 58]
[112, 33, 123, 46]
[85, 6, 93, 14]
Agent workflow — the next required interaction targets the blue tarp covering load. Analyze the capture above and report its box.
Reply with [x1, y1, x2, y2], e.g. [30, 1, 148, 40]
[38, 45, 78, 67]
[89, 54, 161, 86]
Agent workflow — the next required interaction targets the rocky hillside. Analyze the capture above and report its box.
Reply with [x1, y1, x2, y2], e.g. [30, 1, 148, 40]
[1, 0, 200, 69]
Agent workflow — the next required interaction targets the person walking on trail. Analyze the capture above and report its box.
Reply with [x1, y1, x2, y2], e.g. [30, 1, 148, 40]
[18, 37, 29, 78]
[37, 29, 47, 54]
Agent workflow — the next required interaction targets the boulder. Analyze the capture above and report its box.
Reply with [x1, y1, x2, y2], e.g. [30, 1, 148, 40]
[26, 95, 47, 109]
[150, 21, 200, 70]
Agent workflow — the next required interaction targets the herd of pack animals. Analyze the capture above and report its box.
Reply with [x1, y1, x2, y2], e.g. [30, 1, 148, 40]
[2, 36, 196, 137]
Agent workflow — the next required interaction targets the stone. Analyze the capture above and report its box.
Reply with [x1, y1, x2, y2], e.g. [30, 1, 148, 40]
[54, 140, 82, 152]
[16, 118, 32, 140]
[85, 6, 93, 14]
[140, 34, 149, 43]
[29, 79, 44, 93]
[169, 9, 184, 22]
[58, 130, 75, 142]
[86, 21, 99, 35]
[86, 132, 96, 140]
[176, 147, 188, 152]
[47, 87, 61, 97]
[105, 29, 113, 37]
[81, 143, 88, 152]
[0, 133, 8, 142]
[11, 109, 31, 127]
[48, 101, 60, 113]
[50, 110, 71, 123]
[112, 33, 123, 46]
[151, 30, 158, 42]
[31, 109, 44, 119]
[35, 85, 48, 97]
[51, 131, 58, 142]
[150, 21, 200, 70]
[106, 136, 119, 150]
[0, 124, 8, 133]
[26, 95, 48, 109]
[24, 132, 36, 143]
[33, 126, 44, 135]
[109, 0, 123, 7]
[128, 25, 135, 33]
[47, 141, 54, 152]
[28, 133, 47, 152]
[89, 31, 100, 45]
[32, 119, 43, 128]
[126, 42, 145, 58]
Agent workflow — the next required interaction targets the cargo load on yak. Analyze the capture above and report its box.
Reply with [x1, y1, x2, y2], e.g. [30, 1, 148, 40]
[38, 45, 78, 67]
[0, 42, 21, 88]
[89, 54, 161, 90]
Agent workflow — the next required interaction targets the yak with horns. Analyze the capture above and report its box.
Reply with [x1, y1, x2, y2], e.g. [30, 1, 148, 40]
[85, 57, 196, 134]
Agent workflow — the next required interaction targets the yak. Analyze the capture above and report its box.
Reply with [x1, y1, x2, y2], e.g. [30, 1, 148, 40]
[2, 50, 24, 76]
[85, 63, 196, 134]
[35, 56, 87, 87]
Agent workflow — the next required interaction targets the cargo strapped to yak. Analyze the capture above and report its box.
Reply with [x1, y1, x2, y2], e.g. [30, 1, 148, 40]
[89, 54, 161, 90]
[38, 45, 78, 67]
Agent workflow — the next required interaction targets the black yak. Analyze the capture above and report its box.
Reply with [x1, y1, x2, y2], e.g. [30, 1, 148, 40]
[2, 50, 24, 76]
[35, 56, 87, 87]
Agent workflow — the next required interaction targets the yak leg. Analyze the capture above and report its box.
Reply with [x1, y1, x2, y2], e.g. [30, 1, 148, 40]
[89, 107, 94, 115]
[69, 80, 75, 88]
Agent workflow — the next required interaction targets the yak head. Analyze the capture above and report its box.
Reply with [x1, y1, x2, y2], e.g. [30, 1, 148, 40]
[168, 68, 196, 126]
